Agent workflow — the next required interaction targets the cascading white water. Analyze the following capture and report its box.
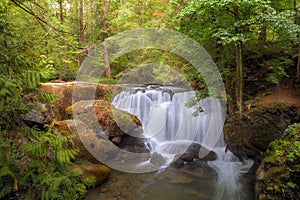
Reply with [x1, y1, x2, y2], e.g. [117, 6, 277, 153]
[112, 86, 254, 199]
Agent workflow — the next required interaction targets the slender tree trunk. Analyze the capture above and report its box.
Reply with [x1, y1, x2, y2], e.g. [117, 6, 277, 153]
[103, 0, 111, 78]
[236, 42, 243, 119]
[233, 7, 243, 118]
[259, 25, 267, 46]
[59, 0, 67, 78]
[295, 0, 300, 80]
[297, 48, 300, 80]
[59, 0, 64, 22]
[78, 0, 85, 65]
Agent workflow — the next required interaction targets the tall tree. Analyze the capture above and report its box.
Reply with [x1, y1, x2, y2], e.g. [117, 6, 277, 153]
[295, 0, 300, 80]
[78, 0, 85, 65]
[179, 0, 298, 118]
[103, 0, 111, 78]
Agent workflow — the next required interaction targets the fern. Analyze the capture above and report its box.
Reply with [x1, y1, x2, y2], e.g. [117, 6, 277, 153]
[82, 176, 97, 187]
[55, 148, 80, 164]
[0, 166, 15, 199]
[0, 166, 15, 179]
[0, 77, 16, 98]
[0, 182, 13, 199]
[1, 124, 93, 200]
[38, 92, 59, 104]
[23, 71, 49, 92]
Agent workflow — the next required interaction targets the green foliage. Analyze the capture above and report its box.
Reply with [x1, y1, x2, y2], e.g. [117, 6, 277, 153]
[59, 66, 79, 82]
[262, 57, 293, 84]
[98, 77, 118, 84]
[0, 126, 92, 200]
[177, 0, 300, 114]
[263, 123, 300, 200]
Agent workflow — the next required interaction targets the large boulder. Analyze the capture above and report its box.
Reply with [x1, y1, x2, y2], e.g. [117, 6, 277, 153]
[21, 102, 55, 125]
[65, 100, 143, 143]
[52, 119, 121, 163]
[52, 120, 101, 163]
[224, 102, 299, 158]
[40, 82, 122, 120]
[68, 163, 110, 186]
[255, 123, 300, 200]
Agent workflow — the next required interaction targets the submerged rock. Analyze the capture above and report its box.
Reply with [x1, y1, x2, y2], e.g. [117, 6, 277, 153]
[171, 143, 218, 167]
[186, 143, 217, 161]
[156, 170, 194, 184]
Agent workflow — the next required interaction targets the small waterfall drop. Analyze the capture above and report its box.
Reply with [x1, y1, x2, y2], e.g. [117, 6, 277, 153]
[112, 86, 254, 199]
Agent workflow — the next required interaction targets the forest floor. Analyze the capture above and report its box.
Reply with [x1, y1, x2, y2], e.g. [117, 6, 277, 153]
[258, 77, 300, 105]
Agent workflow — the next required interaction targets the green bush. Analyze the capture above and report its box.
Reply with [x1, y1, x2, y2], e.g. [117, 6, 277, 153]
[263, 123, 300, 200]
[0, 73, 93, 199]
[0, 127, 92, 200]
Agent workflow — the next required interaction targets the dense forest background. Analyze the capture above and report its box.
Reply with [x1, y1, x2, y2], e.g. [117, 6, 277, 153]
[0, 0, 299, 199]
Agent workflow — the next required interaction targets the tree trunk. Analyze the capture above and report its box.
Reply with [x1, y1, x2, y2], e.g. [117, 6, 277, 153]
[295, 0, 300, 80]
[259, 25, 267, 46]
[103, 0, 111, 78]
[233, 7, 243, 118]
[59, 0, 64, 22]
[79, 0, 85, 65]
[235, 42, 243, 119]
[59, 0, 66, 78]
[297, 47, 300, 80]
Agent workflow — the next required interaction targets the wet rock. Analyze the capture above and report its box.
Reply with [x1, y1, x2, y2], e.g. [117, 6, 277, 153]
[118, 135, 150, 153]
[255, 156, 286, 199]
[200, 151, 218, 161]
[65, 100, 143, 138]
[111, 136, 122, 144]
[224, 102, 299, 158]
[179, 153, 194, 162]
[150, 153, 166, 167]
[52, 120, 117, 163]
[170, 159, 184, 168]
[185, 188, 199, 195]
[170, 143, 217, 167]
[180, 162, 215, 179]
[76, 164, 110, 185]
[100, 187, 109, 193]
[184, 143, 217, 161]
[156, 170, 193, 184]
[21, 103, 55, 125]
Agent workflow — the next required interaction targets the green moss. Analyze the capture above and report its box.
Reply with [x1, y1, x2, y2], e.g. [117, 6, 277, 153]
[261, 123, 300, 200]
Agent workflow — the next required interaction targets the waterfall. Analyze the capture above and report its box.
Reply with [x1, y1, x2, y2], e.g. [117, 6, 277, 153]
[112, 86, 254, 199]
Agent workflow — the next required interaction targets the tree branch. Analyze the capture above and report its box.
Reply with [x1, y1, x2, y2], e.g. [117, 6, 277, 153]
[10, 0, 90, 50]
[11, 0, 73, 35]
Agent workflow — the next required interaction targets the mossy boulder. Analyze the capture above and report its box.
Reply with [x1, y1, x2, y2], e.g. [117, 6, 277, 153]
[224, 102, 299, 158]
[52, 120, 100, 163]
[65, 100, 143, 143]
[21, 102, 55, 125]
[40, 82, 121, 120]
[255, 123, 300, 200]
[71, 164, 110, 186]
[52, 119, 121, 163]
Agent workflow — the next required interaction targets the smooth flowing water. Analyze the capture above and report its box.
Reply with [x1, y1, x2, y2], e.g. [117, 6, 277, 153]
[86, 86, 254, 200]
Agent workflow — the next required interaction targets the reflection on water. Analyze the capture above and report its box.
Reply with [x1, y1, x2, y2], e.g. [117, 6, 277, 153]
[85, 161, 254, 200]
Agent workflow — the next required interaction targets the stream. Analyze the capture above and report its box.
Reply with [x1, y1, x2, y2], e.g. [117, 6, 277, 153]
[85, 86, 255, 200]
